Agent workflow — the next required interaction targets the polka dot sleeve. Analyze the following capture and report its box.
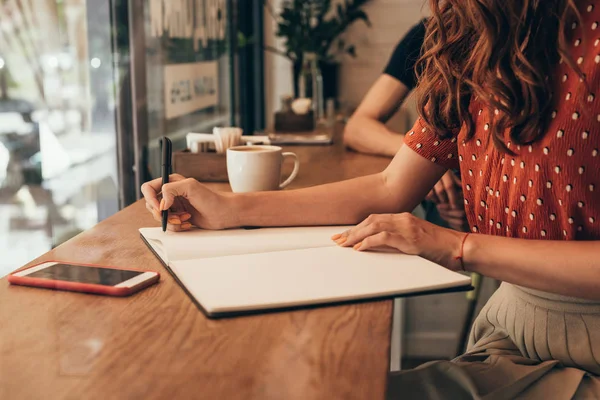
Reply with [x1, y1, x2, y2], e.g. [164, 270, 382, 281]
[403, 118, 460, 170]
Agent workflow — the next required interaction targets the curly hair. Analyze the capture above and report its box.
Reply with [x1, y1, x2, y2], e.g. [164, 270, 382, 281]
[416, 0, 583, 153]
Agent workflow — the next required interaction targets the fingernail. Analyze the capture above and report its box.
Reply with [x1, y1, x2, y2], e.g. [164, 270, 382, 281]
[336, 237, 347, 245]
[159, 199, 165, 211]
[331, 234, 342, 240]
[168, 218, 181, 225]
[181, 213, 191, 220]
[353, 242, 363, 250]
[181, 222, 192, 229]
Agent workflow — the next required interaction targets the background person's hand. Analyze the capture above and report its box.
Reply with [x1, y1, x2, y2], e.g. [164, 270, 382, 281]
[141, 174, 237, 231]
[425, 170, 468, 231]
[437, 204, 470, 232]
[426, 170, 463, 208]
[331, 212, 465, 271]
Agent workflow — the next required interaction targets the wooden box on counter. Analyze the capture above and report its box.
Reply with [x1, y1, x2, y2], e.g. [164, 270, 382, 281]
[274, 110, 315, 132]
[172, 150, 229, 182]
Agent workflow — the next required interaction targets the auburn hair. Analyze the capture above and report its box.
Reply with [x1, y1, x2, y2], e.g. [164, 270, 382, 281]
[416, 0, 583, 153]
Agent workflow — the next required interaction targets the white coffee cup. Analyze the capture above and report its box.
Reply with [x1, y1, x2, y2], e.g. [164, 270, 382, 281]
[226, 145, 300, 192]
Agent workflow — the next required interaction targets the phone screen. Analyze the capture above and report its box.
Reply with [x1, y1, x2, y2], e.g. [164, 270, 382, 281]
[27, 264, 143, 286]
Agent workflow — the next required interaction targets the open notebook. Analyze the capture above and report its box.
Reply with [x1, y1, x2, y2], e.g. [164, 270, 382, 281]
[140, 226, 471, 317]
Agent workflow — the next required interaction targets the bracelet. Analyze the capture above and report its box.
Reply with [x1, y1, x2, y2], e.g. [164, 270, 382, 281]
[454, 233, 470, 271]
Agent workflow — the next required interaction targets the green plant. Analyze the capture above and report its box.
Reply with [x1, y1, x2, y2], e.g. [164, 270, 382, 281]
[266, 0, 371, 63]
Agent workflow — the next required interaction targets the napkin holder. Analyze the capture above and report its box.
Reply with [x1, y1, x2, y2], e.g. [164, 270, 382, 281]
[172, 150, 228, 182]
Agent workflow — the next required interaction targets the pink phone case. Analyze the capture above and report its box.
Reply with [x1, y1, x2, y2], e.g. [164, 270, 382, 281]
[7, 260, 160, 297]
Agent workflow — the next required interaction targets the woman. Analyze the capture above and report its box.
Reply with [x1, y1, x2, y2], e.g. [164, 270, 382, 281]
[142, 0, 600, 397]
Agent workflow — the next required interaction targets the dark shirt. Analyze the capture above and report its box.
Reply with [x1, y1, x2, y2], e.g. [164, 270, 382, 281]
[383, 19, 427, 90]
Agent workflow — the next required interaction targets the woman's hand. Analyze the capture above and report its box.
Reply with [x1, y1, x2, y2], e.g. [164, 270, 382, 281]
[331, 213, 467, 271]
[141, 174, 237, 231]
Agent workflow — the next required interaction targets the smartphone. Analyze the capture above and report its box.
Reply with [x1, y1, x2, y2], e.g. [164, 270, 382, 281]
[8, 261, 160, 297]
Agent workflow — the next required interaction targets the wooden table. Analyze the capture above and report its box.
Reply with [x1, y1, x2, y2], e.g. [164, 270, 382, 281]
[0, 131, 394, 400]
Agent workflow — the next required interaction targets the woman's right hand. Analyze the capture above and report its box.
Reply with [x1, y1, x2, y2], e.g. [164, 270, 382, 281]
[141, 174, 237, 231]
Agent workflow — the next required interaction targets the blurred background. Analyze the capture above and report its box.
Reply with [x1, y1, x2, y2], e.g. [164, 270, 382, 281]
[0, 0, 121, 275]
[0, 0, 243, 277]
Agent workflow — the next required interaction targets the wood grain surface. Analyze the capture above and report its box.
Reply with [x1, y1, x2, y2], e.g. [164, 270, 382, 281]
[0, 129, 395, 400]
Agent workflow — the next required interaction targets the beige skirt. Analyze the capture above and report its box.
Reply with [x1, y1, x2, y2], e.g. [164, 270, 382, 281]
[387, 283, 600, 399]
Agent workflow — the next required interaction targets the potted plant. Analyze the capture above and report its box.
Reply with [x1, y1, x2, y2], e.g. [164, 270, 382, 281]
[265, 0, 371, 100]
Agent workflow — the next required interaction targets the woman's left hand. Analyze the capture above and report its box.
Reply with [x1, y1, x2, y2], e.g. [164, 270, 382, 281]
[331, 212, 467, 271]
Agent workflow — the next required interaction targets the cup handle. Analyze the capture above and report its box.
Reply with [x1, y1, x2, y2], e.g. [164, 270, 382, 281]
[279, 152, 300, 189]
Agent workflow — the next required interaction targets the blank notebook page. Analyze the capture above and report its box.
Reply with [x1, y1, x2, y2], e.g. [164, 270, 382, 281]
[170, 246, 471, 314]
[139, 226, 352, 263]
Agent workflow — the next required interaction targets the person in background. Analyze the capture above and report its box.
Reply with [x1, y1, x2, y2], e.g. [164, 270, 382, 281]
[343, 20, 468, 232]
[142, 0, 600, 396]
[343, 20, 424, 157]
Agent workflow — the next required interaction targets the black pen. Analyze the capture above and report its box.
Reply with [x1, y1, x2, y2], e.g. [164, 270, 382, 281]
[160, 137, 172, 232]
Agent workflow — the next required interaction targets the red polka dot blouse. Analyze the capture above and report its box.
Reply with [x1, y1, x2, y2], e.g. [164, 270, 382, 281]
[405, 2, 599, 240]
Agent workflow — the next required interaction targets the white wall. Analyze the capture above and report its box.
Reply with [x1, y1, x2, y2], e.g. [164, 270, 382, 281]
[263, 1, 293, 129]
[263, 0, 495, 360]
[337, 0, 429, 131]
